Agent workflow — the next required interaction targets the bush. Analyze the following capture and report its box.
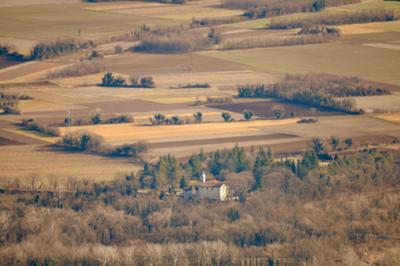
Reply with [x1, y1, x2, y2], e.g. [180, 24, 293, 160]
[21, 119, 60, 136]
[100, 72, 155, 88]
[106, 142, 148, 158]
[88, 50, 104, 60]
[179, 83, 210, 89]
[222, 112, 233, 122]
[47, 62, 105, 79]
[1, 105, 21, 115]
[114, 45, 124, 54]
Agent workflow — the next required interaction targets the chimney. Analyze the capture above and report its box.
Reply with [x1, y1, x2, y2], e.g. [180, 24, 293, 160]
[201, 171, 206, 183]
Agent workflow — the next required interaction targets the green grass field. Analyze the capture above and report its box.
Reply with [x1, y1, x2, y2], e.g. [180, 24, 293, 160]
[0, 4, 174, 41]
[201, 37, 400, 86]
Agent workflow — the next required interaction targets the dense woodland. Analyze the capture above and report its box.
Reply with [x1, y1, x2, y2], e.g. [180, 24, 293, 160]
[238, 74, 390, 113]
[0, 144, 399, 265]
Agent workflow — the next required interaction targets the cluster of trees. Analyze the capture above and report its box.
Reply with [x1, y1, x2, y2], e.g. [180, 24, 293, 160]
[30, 40, 95, 60]
[133, 31, 210, 53]
[47, 61, 105, 79]
[100, 72, 155, 88]
[238, 74, 390, 113]
[270, 9, 399, 29]
[58, 130, 147, 158]
[0, 144, 399, 265]
[21, 119, 60, 136]
[220, 32, 337, 50]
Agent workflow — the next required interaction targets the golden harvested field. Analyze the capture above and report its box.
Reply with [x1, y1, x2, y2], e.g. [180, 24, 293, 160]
[0, 144, 139, 185]
[59, 119, 299, 145]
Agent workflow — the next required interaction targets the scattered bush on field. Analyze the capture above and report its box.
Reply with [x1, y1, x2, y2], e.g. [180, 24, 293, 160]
[47, 62, 105, 79]
[114, 45, 124, 54]
[1, 105, 21, 115]
[88, 50, 104, 60]
[193, 112, 203, 123]
[222, 112, 234, 122]
[21, 118, 60, 136]
[190, 16, 244, 28]
[178, 83, 210, 89]
[238, 74, 390, 113]
[107, 114, 134, 124]
[297, 117, 318, 123]
[270, 9, 399, 29]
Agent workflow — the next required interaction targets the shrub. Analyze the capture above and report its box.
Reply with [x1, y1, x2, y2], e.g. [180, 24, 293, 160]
[1, 105, 21, 115]
[91, 110, 103, 125]
[107, 114, 134, 124]
[114, 45, 124, 54]
[47, 62, 105, 79]
[88, 50, 104, 60]
[243, 110, 254, 120]
[222, 112, 233, 122]
[107, 142, 148, 158]
[21, 119, 60, 136]
[193, 112, 203, 123]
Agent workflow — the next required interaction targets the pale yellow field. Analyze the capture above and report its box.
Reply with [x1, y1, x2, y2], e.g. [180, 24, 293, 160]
[0, 144, 139, 185]
[339, 20, 400, 35]
[2, 128, 59, 144]
[59, 119, 299, 144]
[372, 113, 400, 123]
[86, 0, 242, 22]
[18, 99, 83, 113]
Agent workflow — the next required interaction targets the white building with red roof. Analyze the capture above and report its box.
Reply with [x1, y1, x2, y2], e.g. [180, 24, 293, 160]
[183, 172, 228, 201]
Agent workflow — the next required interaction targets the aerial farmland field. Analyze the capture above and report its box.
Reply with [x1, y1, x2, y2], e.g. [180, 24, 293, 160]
[1, 0, 400, 264]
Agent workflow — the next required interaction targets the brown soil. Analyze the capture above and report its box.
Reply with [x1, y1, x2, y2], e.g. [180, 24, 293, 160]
[208, 100, 343, 118]
[0, 136, 24, 146]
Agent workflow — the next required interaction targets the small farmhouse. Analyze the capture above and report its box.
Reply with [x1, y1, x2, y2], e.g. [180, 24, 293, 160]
[183, 172, 228, 201]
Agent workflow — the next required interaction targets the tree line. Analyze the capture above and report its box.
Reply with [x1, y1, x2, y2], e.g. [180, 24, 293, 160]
[100, 72, 155, 88]
[270, 9, 399, 29]
[237, 74, 391, 113]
